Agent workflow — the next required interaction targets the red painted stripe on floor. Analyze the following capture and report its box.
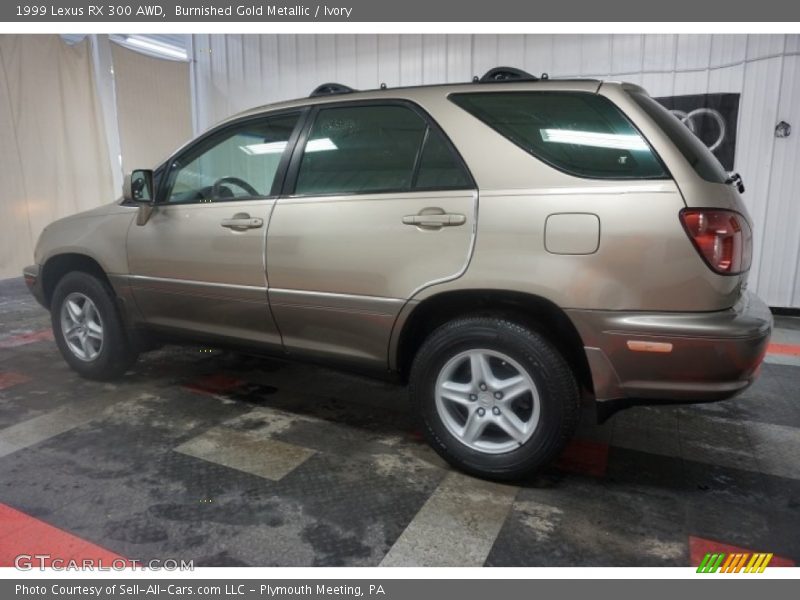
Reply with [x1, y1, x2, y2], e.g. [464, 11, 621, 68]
[767, 342, 800, 357]
[688, 535, 795, 567]
[0, 503, 31, 540]
[184, 373, 245, 395]
[0, 503, 129, 568]
[0, 329, 54, 349]
[0, 371, 31, 391]
[556, 439, 609, 478]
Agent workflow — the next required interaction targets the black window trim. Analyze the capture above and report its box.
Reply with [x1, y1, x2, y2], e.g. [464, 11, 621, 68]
[155, 107, 310, 206]
[409, 126, 432, 190]
[281, 98, 477, 199]
[448, 90, 672, 182]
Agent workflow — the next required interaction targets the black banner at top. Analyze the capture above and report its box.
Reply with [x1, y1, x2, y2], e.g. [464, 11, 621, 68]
[2, 0, 799, 22]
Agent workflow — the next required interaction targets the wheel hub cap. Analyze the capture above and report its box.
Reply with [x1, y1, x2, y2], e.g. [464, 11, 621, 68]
[477, 391, 493, 408]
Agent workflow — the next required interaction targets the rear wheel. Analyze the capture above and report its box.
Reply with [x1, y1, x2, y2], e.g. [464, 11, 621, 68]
[51, 271, 138, 380]
[409, 317, 580, 480]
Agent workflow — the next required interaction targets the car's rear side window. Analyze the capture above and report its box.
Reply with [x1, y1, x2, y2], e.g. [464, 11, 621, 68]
[626, 90, 729, 184]
[295, 105, 424, 196]
[293, 104, 472, 196]
[450, 91, 668, 180]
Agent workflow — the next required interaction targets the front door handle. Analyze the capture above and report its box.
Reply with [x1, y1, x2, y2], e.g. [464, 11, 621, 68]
[402, 213, 467, 228]
[221, 213, 263, 230]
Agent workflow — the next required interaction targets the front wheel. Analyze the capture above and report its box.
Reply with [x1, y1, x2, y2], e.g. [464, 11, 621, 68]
[51, 271, 138, 381]
[409, 317, 580, 480]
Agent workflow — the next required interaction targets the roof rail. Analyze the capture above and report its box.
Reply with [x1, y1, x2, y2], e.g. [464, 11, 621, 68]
[309, 83, 356, 97]
[477, 67, 539, 83]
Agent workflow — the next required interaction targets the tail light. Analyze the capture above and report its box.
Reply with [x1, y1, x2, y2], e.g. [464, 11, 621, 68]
[679, 209, 752, 275]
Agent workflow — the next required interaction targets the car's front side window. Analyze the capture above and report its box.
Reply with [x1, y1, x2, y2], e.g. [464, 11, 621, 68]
[166, 113, 300, 204]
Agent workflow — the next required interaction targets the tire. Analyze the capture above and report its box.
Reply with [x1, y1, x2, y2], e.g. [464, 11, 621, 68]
[51, 271, 138, 381]
[409, 316, 580, 480]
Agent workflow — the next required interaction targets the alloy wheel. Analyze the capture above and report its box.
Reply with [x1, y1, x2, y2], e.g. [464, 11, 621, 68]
[434, 349, 540, 454]
[60, 292, 104, 362]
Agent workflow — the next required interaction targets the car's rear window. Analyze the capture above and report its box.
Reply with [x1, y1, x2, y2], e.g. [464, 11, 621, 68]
[626, 90, 729, 184]
[450, 91, 668, 180]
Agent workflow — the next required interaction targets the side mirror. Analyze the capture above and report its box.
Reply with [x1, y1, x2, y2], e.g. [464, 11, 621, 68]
[123, 169, 154, 204]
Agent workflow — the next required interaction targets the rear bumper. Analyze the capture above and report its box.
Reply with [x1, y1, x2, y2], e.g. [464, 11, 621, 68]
[23, 264, 47, 308]
[567, 291, 772, 402]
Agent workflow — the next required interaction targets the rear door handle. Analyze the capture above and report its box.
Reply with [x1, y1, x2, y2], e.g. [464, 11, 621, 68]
[402, 213, 467, 228]
[221, 214, 264, 230]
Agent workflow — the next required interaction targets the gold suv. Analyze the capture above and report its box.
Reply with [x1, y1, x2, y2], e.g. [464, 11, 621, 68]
[24, 68, 772, 479]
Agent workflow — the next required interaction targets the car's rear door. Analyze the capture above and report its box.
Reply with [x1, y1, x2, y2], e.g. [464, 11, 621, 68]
[265, 100, 477, 367]
[126, 110, 303, 347]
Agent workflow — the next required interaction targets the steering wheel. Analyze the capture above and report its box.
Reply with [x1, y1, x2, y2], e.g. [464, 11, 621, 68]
[211, 176, 259, 199]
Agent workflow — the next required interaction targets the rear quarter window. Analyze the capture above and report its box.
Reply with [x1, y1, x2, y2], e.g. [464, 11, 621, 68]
[450, 91, 668, 180]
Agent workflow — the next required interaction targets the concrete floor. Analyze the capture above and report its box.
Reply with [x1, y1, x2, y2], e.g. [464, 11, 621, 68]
[0, 276, 799, 567]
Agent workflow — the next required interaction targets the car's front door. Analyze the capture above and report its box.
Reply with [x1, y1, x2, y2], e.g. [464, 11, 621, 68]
[126, 111, 302, 347]
[266, 101, 477, 367]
